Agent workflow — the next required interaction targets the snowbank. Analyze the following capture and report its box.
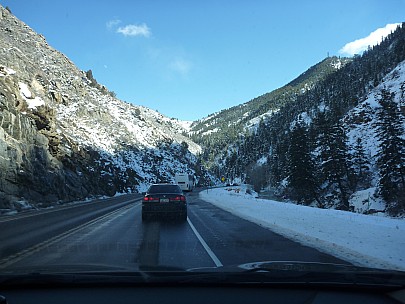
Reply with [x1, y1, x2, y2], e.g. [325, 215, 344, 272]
[200, 186, 405, 271]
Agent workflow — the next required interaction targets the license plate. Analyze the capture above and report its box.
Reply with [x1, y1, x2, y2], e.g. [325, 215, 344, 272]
[160, 198, 169, 203]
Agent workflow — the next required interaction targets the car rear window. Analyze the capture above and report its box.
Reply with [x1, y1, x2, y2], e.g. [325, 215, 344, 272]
[147, 184, 182, 194]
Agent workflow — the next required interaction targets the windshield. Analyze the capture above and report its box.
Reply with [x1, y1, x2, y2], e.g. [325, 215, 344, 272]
[0, 0, 405, 288]
[147, 185, 182, 194]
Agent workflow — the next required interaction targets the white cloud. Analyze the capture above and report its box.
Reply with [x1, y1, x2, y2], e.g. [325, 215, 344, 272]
[117, 23, 151, 37]
[339, 23, 401, 56]
[106, 19, 121, 30]
[169, 57, 193, 76]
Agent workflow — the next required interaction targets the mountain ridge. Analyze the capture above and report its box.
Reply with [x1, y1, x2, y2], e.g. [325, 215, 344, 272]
[190, 56, 351, 135]
[188, 56, 352, 169]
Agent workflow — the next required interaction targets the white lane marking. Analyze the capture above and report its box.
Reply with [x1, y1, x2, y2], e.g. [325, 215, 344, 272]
[0, 203, 139, 269]
[187, 217, 223, 267]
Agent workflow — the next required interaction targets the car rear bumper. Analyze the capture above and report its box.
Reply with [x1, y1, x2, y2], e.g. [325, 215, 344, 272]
[142, 203, 187, 214]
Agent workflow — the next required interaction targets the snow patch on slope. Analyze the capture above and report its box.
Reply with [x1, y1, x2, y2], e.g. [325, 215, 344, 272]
[346, 59, 405, 160]
[18, 82, 45, 109]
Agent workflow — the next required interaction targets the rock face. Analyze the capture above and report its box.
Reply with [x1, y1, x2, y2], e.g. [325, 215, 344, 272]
[0, 6, 202, 211]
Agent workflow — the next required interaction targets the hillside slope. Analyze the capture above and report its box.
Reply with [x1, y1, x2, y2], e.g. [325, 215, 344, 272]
[0, 5, 201, 210]
[189, 56, 351, 165]
[208, 23, 405, 215]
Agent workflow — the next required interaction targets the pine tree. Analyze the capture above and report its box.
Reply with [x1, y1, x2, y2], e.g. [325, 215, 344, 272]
[287, 122, 319, 205]
[268, 152, 282, 187]
[375, 88, 405, 215]
[352, 137, 371, 189]
[317, 119, 353, 210]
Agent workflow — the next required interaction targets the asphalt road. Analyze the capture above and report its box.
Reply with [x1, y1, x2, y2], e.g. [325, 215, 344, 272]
[0, 190, 348, 271]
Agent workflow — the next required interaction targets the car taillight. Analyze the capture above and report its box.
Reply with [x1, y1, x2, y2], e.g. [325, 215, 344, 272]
[171, 195, 186, 202]
[143, 196, 158, 202]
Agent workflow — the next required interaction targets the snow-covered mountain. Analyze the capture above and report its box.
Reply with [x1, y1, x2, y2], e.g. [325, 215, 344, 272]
[0, 5, 202, 209]
[189, 56, 351, 138]
[346, 60, 405, 157]
[342, 60, 405, 213]
[193, 23, 405, 216]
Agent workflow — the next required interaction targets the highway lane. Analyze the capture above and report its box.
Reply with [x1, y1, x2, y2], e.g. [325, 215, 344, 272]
[0, 196, 214, 271]
[0, 191, 349, 272]
[0, 194, 141, 259]
[186, 190, 348, 266]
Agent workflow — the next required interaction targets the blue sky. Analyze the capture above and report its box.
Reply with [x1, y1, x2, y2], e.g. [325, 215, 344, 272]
[1, 0, 404, 121]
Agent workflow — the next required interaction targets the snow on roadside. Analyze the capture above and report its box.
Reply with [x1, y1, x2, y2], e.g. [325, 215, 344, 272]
[200, 186, 405, 271]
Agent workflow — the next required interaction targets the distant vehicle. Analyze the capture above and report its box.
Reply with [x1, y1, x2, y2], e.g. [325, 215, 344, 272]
[142, 183, 187, 221]
[175, 173, 195, 192]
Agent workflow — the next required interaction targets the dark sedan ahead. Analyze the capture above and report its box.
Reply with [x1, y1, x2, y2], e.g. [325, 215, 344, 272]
[142, 184, 187, 221]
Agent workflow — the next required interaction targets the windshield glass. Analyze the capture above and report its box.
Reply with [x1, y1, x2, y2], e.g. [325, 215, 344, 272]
[147, 185, 182, 194]
[0, 0, 404, 286]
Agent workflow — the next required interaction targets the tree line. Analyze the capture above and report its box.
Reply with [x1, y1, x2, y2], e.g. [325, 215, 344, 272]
[197, 23, 405, 216]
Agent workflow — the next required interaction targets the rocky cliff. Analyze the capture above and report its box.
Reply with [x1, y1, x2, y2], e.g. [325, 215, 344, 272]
[0, 6, 201, 212]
